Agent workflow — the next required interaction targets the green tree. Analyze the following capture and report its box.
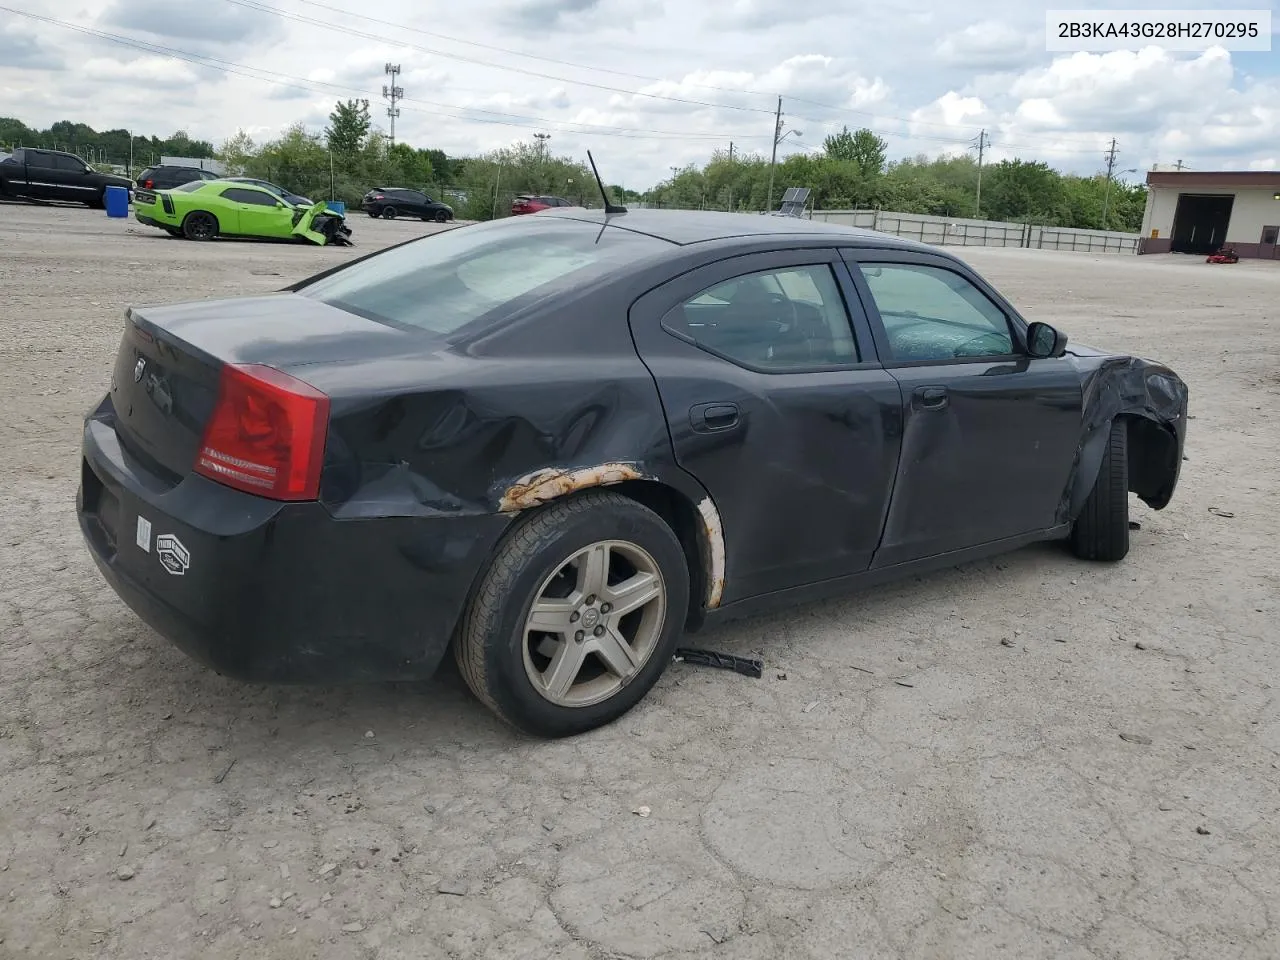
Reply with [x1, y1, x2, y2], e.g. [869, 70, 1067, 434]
[824, 126, 888, 178]
[325, 99, 371, 154]
[216, 129, 257, 175]
[981, 159, 1067, 224]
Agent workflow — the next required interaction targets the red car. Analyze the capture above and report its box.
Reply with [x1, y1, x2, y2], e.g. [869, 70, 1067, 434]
[511, 194, 573, 215]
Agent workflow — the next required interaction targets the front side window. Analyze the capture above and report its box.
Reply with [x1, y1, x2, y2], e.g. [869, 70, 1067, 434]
[222, 187, 277, 206]
[857, 262, 1015, 362]
[54, 154, 89, 173]
[667, 264, 860, 369]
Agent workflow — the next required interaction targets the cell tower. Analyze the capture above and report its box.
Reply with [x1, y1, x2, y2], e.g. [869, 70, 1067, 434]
[383, 63, 403, 146]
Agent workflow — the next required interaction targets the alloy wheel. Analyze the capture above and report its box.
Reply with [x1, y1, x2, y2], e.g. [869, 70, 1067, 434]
[521, 539, 666, 708]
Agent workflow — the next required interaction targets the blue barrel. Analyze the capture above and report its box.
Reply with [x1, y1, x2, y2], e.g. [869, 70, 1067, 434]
[326, 200, 345, 216]
[105, 185, 129, 218]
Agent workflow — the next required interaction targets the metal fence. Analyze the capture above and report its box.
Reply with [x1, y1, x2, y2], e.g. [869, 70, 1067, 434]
[808, 209, 1140, 254]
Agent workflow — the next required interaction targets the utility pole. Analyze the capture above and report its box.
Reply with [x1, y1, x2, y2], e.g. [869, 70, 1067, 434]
[1174, 159, 1185, 170]
[727, 140, 734, 211]
[1101, 138, 1119, 226]
[972, 128, 990, 218]
[383, 63, 403, 147]
[767, 96, 782, 212]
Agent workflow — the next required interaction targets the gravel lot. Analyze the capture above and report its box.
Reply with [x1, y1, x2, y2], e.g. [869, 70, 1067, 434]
[1, 200, 1278, 960]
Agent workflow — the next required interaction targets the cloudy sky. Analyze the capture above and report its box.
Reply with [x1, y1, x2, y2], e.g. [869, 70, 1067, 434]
[1, 0, 1277, 187]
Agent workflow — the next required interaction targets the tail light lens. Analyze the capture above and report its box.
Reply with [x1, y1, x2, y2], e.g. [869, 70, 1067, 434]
[194, 364, 329, 501]
[142, 179, 153, 189]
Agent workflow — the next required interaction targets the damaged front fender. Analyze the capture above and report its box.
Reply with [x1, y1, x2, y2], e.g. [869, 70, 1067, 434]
[1062, 350, 1189, 522]
[292, 202, 353, 246]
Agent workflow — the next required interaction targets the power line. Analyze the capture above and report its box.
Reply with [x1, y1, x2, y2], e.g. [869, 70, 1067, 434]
[219, 0, 779, 116]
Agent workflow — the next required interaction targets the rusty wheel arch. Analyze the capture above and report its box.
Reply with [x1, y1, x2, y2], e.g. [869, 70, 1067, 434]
[495, 468, 724, 631]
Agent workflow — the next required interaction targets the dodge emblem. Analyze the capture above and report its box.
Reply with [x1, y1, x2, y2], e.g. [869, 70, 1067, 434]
[133, 357, 146, 382]
[155, 534, 190, 576]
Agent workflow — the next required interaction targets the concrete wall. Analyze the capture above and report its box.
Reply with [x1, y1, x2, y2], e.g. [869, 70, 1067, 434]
[809, 209, 1139, 254]
[1142, 185, 1280, 247]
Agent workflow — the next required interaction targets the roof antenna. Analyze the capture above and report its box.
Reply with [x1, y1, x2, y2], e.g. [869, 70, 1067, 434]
[587, 150, 627, 215]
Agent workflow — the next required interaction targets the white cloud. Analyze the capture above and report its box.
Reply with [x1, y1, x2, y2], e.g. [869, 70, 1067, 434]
[81, 56, 199, 87]
[936, 22, 1038, 70]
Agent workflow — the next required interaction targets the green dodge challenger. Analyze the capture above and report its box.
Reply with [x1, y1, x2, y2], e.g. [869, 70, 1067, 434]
[133, 180, 352, 245]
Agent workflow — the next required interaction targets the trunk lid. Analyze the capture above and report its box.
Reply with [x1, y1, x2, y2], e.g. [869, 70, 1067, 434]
[109, 293, 417, 483]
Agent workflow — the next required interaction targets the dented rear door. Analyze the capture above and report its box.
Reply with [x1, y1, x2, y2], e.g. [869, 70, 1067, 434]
[628, 248, 904, 604]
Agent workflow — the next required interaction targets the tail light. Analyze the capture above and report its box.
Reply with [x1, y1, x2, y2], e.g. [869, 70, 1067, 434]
[194, 364, 329, 501]
[142, 179, 153, 189]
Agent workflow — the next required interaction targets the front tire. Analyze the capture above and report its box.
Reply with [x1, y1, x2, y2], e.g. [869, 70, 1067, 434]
[182, 210, 218, 241]
[1070, 418, 1130, 561]
[434, 209, 449, 223]
[455, 491, 689, 738]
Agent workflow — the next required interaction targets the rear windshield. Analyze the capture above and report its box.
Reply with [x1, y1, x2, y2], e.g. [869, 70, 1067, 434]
[296, 217, 670, 336]
[171, 180, 205, 192]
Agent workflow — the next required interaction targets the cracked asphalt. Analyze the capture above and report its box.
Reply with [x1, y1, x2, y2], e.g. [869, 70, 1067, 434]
[1, 201, 1278, 960]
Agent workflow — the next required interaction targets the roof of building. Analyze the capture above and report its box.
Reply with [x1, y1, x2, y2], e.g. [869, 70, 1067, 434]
[1146, 171, 1280, 188]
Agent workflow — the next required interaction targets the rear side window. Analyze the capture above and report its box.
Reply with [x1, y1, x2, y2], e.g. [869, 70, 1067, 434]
[298, 217, 670, 337]
[670, 265, 860, 368]
[27, 151, 56, 169]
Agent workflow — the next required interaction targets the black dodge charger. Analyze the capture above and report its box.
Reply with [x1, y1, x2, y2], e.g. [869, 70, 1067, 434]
[77, 208, 1189, 737]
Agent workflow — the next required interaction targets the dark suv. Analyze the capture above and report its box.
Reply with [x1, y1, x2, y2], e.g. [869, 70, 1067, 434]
[136, 165, 220, 191]
[362, 187, 454, 222]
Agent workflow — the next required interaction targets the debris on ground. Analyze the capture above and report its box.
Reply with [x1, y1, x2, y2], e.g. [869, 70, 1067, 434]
[802, 701, 820, 713]
[1208, 507, 1235, 518]
[1196, 825, 1211, 835]
[213, 759, 237, 784]
[1135, 642, 1148, 650]
[437, 880, 468, 896]
[341, 921, 365, 933]
[1129, 520, 1142, 530]
[1000, 638, 1015, 647]
[633, 805, 651, 818]
[673, 647, 763, 678]
[116, 865, 135, 881]
[1119, 733, 1153, 745]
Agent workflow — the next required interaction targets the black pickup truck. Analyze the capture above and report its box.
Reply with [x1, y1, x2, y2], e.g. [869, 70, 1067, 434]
[0, 147, 134, 207]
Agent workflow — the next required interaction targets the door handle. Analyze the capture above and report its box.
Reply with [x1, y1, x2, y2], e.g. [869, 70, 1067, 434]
[913, 386, 949, 411]
[689, 401, 740, 433]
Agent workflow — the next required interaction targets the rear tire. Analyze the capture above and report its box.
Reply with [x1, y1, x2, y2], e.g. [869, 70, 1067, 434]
[455, 491, 689, 738]
[1070, 418, 1130, 561]
[182, 210, 218, 241]
[381, 206, 397, 219]
[367, 207, 380, 218]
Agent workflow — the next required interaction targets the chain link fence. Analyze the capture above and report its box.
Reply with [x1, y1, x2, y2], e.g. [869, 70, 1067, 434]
[809, 209, 1140, 254]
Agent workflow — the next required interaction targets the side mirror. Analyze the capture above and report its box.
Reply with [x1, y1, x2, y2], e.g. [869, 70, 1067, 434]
[1026, 321, 1068, 359]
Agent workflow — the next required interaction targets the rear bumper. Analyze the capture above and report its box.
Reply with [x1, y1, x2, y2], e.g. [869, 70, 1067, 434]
[77, 399, 509, 683]
[135, 212, 165, 228]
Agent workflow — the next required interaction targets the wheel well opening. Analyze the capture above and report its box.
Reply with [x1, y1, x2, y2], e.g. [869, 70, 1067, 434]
[1124, 415, 1178, 505]
[609, 479, 709, 633]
